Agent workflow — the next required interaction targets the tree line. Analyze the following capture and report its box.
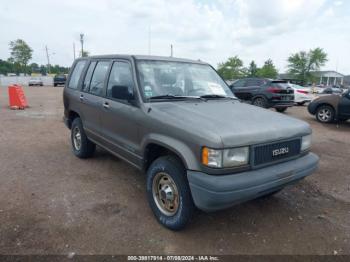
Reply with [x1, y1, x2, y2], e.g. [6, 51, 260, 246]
[217, 47, 328, 84]
[0, 39, 71, 76]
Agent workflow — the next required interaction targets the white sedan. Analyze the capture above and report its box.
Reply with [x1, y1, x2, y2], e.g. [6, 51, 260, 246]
[289, 84, 315, 105]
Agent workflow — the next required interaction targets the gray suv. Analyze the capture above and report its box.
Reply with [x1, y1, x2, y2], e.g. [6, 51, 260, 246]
[63, 55, 319, 230]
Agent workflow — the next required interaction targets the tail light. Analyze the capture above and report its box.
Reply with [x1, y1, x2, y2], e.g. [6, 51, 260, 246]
[297, 90, 309, 94]
[266, 87, 281, 93]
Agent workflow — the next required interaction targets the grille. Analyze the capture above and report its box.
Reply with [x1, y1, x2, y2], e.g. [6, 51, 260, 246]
[253, 138, 301, 166]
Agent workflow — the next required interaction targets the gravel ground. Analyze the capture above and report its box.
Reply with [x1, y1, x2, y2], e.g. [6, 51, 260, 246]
[0, 86, 349, 255]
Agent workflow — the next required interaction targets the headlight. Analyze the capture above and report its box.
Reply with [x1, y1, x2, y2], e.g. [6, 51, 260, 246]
[301, 134, 312, 151]
[202, 146, 249, 168]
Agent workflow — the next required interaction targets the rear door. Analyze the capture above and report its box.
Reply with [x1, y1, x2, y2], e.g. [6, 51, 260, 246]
[79, 60, 111, 141]
[100, 60, 143, 168]
[338, 92, 350, 117]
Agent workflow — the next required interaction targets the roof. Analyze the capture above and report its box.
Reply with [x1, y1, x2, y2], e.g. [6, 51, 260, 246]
[82, 54, 208, 65]
[311, 70, 344, 77]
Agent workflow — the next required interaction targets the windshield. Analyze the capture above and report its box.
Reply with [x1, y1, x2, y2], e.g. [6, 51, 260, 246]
[136, 60, 234, 100]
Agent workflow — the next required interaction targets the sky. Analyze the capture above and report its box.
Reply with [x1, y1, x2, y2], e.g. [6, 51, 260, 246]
[1, 0, 349, 74]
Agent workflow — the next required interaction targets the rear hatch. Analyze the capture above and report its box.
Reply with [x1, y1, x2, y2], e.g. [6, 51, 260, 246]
[266, 81, 294, 102]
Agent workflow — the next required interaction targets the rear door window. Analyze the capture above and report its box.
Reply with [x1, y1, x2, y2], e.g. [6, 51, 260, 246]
[89, 61, 111, 96]
[68, 60, 86, 89]
[82, 61, 97, 92]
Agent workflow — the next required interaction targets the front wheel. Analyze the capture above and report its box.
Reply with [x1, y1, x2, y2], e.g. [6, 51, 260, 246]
[297, 102, 305, 106]
[71, 118, 96, 158]
[252, 97, 268, 108]
[316, 105, 335, 123]
[146, 156, 195, 231]
[275, 107, 287, 113]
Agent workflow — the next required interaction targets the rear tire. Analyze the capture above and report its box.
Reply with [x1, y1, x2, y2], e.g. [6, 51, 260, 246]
[252, 97, 268, 108]
[316, 105, 335, 123]
[146, 156, 195, 231]
[275, 107, 287, 113]
[71, 118, 96, 158]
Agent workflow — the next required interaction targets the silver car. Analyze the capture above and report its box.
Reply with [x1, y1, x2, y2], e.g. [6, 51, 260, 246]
[28, 78, 43, 86]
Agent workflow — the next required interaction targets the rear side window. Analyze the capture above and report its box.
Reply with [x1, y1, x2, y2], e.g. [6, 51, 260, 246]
[82, 61, 96, 92]
[245, 79, 263, 87]
[68, 60, 86, 89]
[89, 61, 110, 96]
[107, 61, 134, 99]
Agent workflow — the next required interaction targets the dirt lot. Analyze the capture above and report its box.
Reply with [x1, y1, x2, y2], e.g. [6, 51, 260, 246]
[0, 86, 349, 255]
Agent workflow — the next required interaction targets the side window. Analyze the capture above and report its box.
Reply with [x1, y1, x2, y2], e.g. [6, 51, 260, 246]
[68, 61, 86, 89]
[232, 79, 246, 88]
[82, 61, 96, 92]
[107, 61, 135, 100]
[89, 61, 110, 96]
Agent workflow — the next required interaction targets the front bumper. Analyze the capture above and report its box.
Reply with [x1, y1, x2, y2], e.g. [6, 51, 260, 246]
[187, 152, 319, 212]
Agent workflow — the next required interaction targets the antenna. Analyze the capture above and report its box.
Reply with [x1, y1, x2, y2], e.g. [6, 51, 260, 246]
[73, 42, 76, 60]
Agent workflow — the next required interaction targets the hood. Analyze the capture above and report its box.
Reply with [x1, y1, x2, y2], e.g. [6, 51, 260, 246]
[149, 100, 311, 147]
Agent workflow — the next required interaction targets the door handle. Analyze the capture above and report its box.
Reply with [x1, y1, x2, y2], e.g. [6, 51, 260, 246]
[103, 102, 110, 109]
[79, 94, 84, 101]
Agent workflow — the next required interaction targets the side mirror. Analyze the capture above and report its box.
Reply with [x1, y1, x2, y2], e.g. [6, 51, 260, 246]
[111, 85, 134, 101]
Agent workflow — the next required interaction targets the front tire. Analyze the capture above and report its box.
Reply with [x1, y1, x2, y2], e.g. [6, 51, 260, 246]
[316, 105, 335, 123]
[297, 102, 305, 106]
[71, 118, 96, 158]
[146, 156, 195, 231]
[275, 107, 287, 113]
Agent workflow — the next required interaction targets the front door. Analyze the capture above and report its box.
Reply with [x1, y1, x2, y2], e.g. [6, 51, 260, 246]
[100, 60, 143, 168]
[338, 91, 350, 117]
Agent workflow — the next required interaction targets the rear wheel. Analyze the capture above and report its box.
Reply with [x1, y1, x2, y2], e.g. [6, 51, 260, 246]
[146, 156, 195, 231]
[275, 107, 287, 113]
[252, 97, 268, 108]
[316, 105, 335, 123]
[71, 118, 96, 158]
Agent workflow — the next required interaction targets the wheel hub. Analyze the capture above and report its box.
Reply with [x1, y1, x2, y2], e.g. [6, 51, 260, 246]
[73, 127, 82, 150]
[152, 172, 179, 216]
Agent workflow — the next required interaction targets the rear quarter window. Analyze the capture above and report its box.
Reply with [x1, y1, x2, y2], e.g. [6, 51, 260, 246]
[68, 61, 86, 89]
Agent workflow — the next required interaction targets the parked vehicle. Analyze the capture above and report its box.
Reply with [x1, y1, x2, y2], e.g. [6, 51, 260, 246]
[308, 89, 350, 123]
[230, 78, 294, 112]
[289, 84, 314, 105]
[53, 74, 67, 86]
[28, 77, 43, 86]
[63, 55, 319, 230]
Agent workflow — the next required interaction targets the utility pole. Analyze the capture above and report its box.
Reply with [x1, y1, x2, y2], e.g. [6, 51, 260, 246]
[170, 44, 173, 57]
[148, 26, 151, 55]
[45, 45, 51, 74]
[80, 33, 84, 57]
[73, 42, 76, 60]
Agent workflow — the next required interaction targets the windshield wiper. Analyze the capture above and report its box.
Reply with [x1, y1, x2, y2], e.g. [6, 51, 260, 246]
[149, 94, 202, 100]
[199, 94, 237, 100]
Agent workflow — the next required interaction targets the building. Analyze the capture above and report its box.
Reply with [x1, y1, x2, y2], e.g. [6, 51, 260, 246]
[312, 71, 344, 86]
[278, 70, 345, 86]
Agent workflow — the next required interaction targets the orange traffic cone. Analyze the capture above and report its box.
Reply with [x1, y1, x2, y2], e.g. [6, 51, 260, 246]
[8, 84, 29, 110]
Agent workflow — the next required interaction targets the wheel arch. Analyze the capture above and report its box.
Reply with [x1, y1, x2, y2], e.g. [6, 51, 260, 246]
[142, 135, 198, 172]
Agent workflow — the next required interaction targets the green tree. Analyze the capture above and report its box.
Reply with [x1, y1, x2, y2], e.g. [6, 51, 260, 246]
[287, 47, 327, 82]
[9, 39, 33, 75]
[217, 56, 245, 80]
[248, 60, 258, 77]
[257, 59, 278, 79]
